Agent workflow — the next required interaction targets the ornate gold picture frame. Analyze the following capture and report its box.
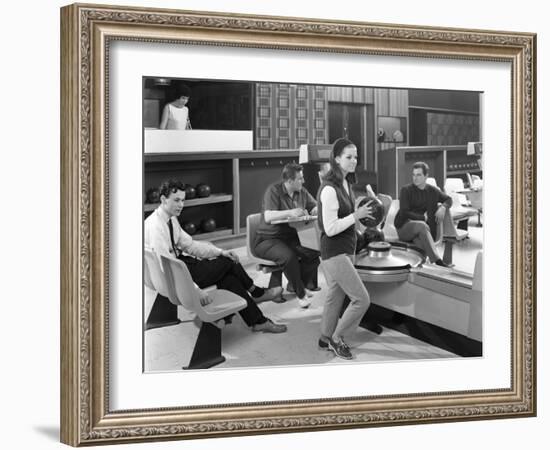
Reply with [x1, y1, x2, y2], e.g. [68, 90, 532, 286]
[60, 3, 536, 446]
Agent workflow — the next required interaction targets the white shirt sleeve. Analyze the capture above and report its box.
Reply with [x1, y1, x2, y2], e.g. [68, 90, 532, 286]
[174, 220, 222, 259]
[320, 185, 356, 237]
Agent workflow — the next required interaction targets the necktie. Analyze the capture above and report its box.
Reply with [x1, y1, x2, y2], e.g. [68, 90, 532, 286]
[167, 219, 178, 256]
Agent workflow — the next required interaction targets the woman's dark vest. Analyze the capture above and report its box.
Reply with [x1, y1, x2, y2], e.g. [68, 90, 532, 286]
[317, 180, 356, 260]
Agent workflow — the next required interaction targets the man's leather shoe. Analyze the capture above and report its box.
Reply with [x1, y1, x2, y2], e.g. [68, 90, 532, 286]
[252, 319, 287, 333]
[286, 284, 314, 297]
[254, 286, 283, 303]
[435, 259, 453, 268]
[288, 284, 321, 293]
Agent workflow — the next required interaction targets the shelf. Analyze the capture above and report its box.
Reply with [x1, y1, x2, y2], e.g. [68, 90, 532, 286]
[144, 149, 299, 163]
[446, 169, 482, 176]
[144, 193, 233, 212]
[192, 228, 233, 241]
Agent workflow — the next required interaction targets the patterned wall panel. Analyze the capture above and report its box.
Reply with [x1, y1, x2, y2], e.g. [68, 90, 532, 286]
[426, 112, 480, 146]
[256, 83, 274, 149]
[255, 83, 328, 149]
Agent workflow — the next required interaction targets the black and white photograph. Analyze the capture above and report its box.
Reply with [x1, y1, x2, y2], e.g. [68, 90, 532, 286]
[142, 77, 484, 372]
[53, 1, 539, 446]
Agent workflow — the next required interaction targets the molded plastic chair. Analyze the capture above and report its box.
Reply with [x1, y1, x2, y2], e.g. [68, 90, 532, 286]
[440, 206, 469, 265]
[382, 199, 443, 245]
[376, 193, 392, 229]
[381, 199, 451, 262]
[448, 193, 478, 221]
[246, 213, 284, 289]
[161, 255, 247, 324]
[381, 199, 401, 242]
[466, 173, 483, 226]
[445, 178, 478, 234]
[426, 177, 438, 188]
[445, 177, 470, 205]
[160, 254, 247, 370]
[143, 248, 181, 329]
[144, 248, 177, 304]
[444, 177, 466, 194]
[466, 173, 484, 190]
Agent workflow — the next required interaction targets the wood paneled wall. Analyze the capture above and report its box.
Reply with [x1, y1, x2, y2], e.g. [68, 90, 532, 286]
[326, 86, 375, 104]
[375, 88, 409, 151]
[256, 84, 409, 157]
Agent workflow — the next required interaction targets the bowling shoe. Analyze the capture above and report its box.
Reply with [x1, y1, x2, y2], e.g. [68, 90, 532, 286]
[318, 338, 329, 350]
[252, 318, 287, 333]
[327, 338, 353, 360]
[298, 297, 311, 309]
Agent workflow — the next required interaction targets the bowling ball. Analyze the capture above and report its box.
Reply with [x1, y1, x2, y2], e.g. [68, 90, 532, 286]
[181, 221, 197, 235]
[145, 188, 160, 204]
[357, 196, 385, 228]
[363, 227, 385, 244]
[184, 184, 196, 200]
[356, 228, 385, 253]
[196, 183, 211, 198]
[201, 218, 216, 233]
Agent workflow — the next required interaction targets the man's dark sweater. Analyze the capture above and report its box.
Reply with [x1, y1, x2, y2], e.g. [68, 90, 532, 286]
[394, 183, 452, 240]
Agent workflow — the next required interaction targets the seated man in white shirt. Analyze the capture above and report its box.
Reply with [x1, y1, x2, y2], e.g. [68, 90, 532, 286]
[145, 179, 286, 333]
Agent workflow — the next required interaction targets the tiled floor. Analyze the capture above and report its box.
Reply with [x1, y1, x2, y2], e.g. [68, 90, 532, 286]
[144, 219, 482, 372]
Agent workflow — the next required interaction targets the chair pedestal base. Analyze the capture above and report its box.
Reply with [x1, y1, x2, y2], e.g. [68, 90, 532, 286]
[182, 322, 225, 370]
[442, 239, 455, 265]
[145, 294, 181, 330]
[268, 270, 283, 288]
[457, 218, 469, 231]
[476, 210, 483, 227]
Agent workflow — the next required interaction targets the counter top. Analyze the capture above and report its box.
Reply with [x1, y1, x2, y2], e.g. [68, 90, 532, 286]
[145, 149, 300, 162]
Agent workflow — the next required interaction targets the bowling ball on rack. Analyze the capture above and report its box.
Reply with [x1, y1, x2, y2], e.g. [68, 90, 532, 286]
[184, 184, 196, 200]
[145, 188, 160, 204]
[196, 183, 211, 198]
[181, 221, 197, 235]
[357, 196, 385, 228]
[363, 227, 385, 244]
[355, 227, 385, 253]
[201, 218, 217, 233]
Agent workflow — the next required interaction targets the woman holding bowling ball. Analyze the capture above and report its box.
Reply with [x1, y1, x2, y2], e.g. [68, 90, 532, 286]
[316, 138, 382, 360]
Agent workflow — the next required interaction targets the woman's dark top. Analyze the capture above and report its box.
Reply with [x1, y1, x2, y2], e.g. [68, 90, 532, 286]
[317, 180, 356, 260]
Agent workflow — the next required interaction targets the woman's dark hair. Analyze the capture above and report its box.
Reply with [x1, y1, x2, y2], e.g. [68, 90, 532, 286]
[323, 138, 358, 185]
[174, 83, 191, 99]
[159, 179, 186, 198]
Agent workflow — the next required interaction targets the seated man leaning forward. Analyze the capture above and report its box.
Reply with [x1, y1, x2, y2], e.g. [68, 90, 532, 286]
[253, 163, 321, 309]
[394, 161, 452, 267]
[145, 179, 286, 333]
